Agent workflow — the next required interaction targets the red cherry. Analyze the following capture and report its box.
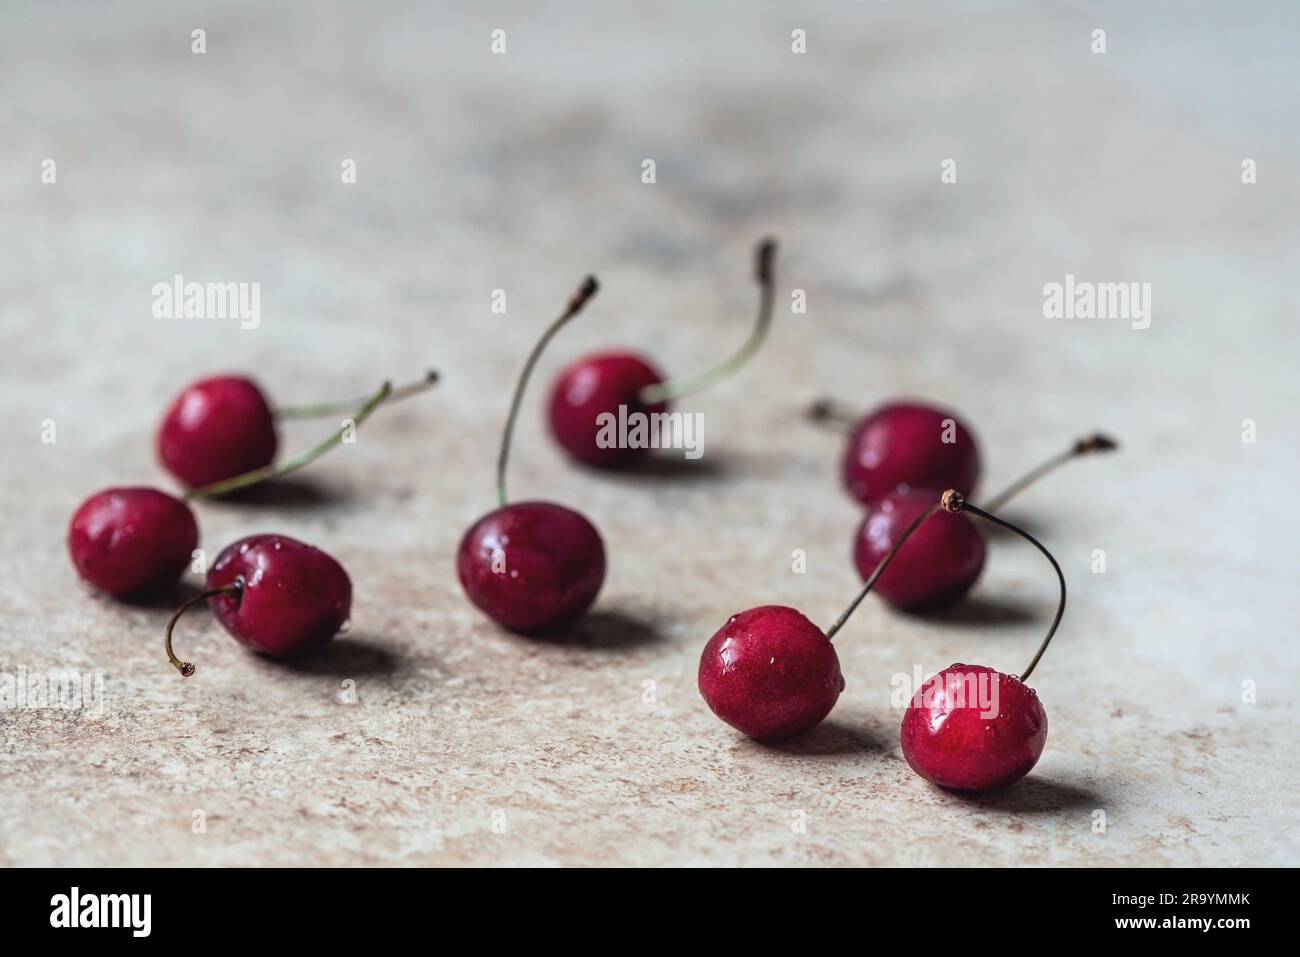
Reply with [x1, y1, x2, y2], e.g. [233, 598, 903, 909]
[164, 534, 351, 675]
[208, 534, 351, 657]
[458, 276, 606, 633]
[544, 239, 777, 469]
[67, 487, 198, 597]
[458, 501, 606, 633]
[900, 664, 1047, 790]
[157, 375, 278, 489]
[839, 401, 980, 505]
[547, 352, 667, 467]
[697, 605, 844, 742]
[854, 490, 985, 611]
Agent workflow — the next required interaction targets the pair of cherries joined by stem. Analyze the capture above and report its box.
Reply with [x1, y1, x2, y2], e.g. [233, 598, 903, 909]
[698, 489, 1066, 791]
[546, 239, 776, 468]
[68, 374, 436, 599]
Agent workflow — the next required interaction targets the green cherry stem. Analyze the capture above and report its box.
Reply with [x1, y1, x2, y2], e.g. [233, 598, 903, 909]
[183, 381, 392, 500]
[638, 238, 777, 405]
[497, 276, 600, 508]
[273, 369, 439, 419]
[164, 584, 241, 677]
[980, 433, 1118, 513]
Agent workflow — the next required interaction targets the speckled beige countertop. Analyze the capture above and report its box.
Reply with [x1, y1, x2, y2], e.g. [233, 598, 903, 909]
[2, 1, 1297, 866]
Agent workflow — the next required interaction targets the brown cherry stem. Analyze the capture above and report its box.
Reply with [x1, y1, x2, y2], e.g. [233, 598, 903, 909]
[980, 433, 1118, 513]
[638, 238, 777, 405]
[183, 381, 392, 500]
[164, 585, 241, 677]
[958, 498, 1066, 682]
[805, 397, 857, 433]
[497, 276, 600, 507]
[273, 369, 439, 419]
[823, 490, 1067, 683]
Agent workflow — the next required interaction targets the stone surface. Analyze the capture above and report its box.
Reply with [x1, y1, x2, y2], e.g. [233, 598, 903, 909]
[1, 1, 1297, 866]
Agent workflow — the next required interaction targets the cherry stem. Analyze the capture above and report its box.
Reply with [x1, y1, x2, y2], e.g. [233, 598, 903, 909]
[638, 238, 777, 405]
[958, 499, 1066, 683]
[980, 433, 1118, 513]
[824, 500, 943, 641]
[498, 276, 600, 507]
[272, 370, 439, 419]
[805, 397, 857, 433]
[164, 585, 241, 677]
[823, 490, 1067, 682]
[183, 381, 393, 500]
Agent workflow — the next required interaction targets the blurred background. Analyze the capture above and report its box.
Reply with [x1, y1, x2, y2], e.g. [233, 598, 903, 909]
[1, 1, 1296, 865]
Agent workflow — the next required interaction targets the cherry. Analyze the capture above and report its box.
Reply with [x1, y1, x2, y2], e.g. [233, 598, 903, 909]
[67, 487, 198, 597]
[458, 502, 605, 633]
[698, 489, 954, 742]
[546, 239, 776, 468]
[901, 665, 1047, 790]
[458, 276, 607, 634]
[811, 399, 980, 505]
[697, 605, 844, 742]
[157, 375, 277, 489]
[157, 371, 438, 490]
[69, 382, 398, 599]
[165, 534, 351, 675]
[854, 489, 985, 611]
[852, 434, 1117, 611]
[897, 493, 1067, 790]
[548, 353, 668, 468]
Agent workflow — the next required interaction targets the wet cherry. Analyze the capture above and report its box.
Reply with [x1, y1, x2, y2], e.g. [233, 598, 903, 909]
[697, 605, 844, 742]
[896, 493, 1068, 790]
[546, 239, 776, 469]
[811, 399, 980, 505]
[852, 434, 1116, 611]
[458, 276, 607, 634]
[71, 382, 398, 601]
[901, 664, 1047, 790]
[165, 534, 351, 675]
[67, 487, 198, 597]
[157, 371, 438, 490]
